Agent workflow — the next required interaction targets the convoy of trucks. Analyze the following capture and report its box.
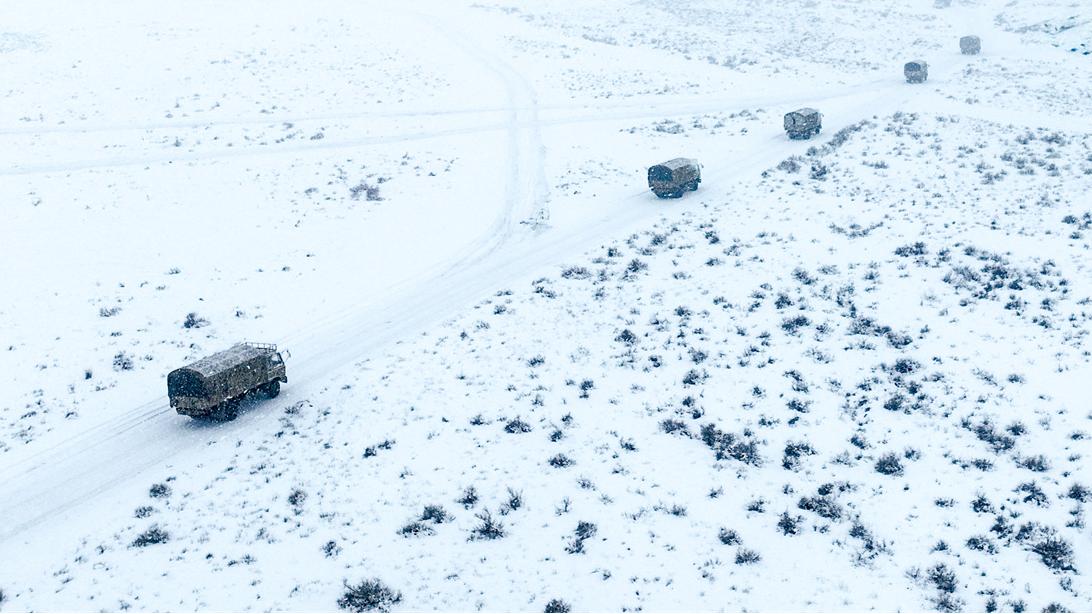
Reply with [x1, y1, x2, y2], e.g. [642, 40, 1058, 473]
[166, 35, 981, 417]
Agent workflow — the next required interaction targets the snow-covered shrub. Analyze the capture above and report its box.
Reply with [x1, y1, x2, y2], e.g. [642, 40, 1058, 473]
[420, 505, 450, 524]
[565, 521, 597, 554]
[399, 521, 435, 537]
[113, 352, 134, 371]
[499, 488, 523, 515]
[182, 312, 209, 329]
[131, 526, 169, 547]
[148, 483, 171, 498]
[927, 563, 958, 593]
[718, 528, 741, 545]
[735, 548, 762, 565]
[337, 579, 402, 612]
[777, 511, 802, 535]
[548, 454, 574, 468]
[1032, 536, 1076, 571]
[700, 424, 761, 465]
[660, 419, 690, 436]
[1067, 483, 1090, 502]
[457, 486, 478, 509]
[469, 510, 505, 541]
[504, 417, 532, 433]
[874, 452, 904, 476]
[782, 441, 816, 470]
[798, 495, 843, 521]
[543, 598, 571, 613]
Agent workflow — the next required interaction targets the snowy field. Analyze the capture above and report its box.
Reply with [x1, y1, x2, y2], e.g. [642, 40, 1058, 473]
[1, 0, 1090, 611]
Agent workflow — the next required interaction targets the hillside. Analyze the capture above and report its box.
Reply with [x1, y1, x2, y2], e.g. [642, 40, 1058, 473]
[1, 0, 1090, 611]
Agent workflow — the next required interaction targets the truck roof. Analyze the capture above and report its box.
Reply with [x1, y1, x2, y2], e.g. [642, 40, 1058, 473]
[180, 343, 272, 378]
[653, 158, 699, 171]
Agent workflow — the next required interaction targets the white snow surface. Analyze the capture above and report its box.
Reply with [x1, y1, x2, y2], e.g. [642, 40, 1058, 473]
[1, 0, 1090, 611]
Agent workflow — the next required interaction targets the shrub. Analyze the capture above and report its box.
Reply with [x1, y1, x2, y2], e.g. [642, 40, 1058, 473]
[565, 521, 597, 554]
[288, 488, 307, 508]
[504, 417, 532, 433]
[625, 259, 648, 275]
[323, 541, 341, 558]
[134, 505, 155, 518]
[971, 494, 994, 514]
[1067, 483, 1090, 503]
[337, 579, 402, 612]
[457, 486, 479, 509]
[735, 548, 762, 565]
[892, 358, 920, 374]
[746, 498, 767, 513]
[1017, 455, 1050, 472]
[182, 312, 209, 329]
[718, 528, 741, 545]
[420, 505, 450, 524]
[149, 483, 171, 498]
[578, 379, 594, 398]
[1017, 482, 1048, 506]
[1032, 536, 1076, 571]
[544, 599, 571, 613]
[798, 495, 842, 521]
[967, 419, 1015, 452]
[615, 329, 637, 345]
[113, 352, 134, 371]
[782, 441, 816, 470]
[777, 511, 802, 535]
[780, 316, 810, 335]
[399, 521, 435, 537]
[131, 526, 169, 547]
[548, 454, 574, 468]
[927, 563, 958, 593]
[469, 510, 505, 541]
[894, 242, 927, 257]
[874, 453, 904, 476]
[660, 419, 689, 436]
[500, 488, 523, 515]
[965, 535, 998, 554]
[700, 424, 761, 465]
[349, 182, 382, 202]
[682, 369, 708, 386]
[1041, 604, 1071, 613]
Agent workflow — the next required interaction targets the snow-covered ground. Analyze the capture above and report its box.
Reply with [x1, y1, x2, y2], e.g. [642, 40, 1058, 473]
[1, 0, 1090, 611]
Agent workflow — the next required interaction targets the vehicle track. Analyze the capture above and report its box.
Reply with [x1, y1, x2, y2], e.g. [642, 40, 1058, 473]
[0, 81, 887, 177]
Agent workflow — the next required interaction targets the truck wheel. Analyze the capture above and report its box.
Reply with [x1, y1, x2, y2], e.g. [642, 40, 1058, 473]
[262, 380, 281, 398]
[686, 180, 699, 192]
[212, 399, 239, 422]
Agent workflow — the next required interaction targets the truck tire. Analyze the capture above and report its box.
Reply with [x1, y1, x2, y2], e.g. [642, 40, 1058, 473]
[211, 399, 239, 422]
[261, 380, 281, 398]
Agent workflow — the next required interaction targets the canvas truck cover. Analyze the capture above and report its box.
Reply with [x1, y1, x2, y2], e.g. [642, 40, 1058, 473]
[168, 343, 283, 411]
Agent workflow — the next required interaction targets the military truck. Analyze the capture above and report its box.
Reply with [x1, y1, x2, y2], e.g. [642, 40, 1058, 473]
[784, 108, 822, 139]
[167, 342, 287, 421]
[904, 60, 928, 83]
[960, 35, 981, 55]
[647, 158, 701, 198]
